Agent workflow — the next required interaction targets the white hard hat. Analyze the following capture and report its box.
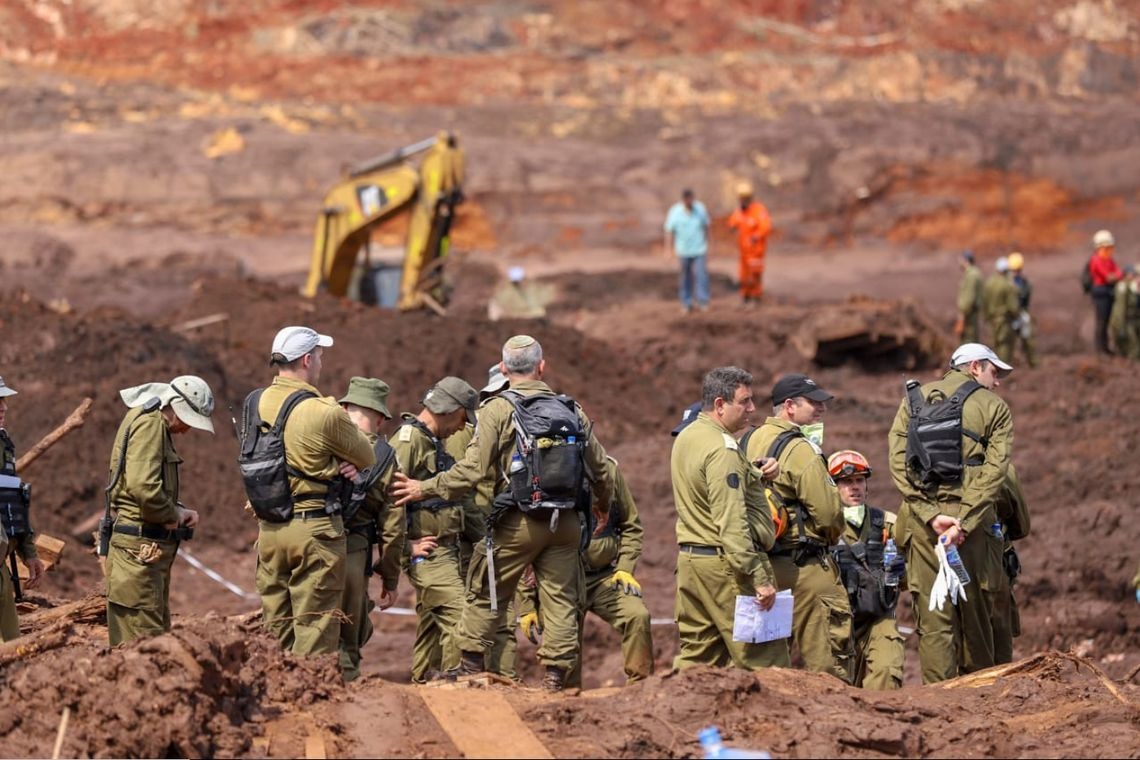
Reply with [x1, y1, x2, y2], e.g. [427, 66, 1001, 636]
[995, 257, 1009, 273]
[1093, 229, 1115, 248]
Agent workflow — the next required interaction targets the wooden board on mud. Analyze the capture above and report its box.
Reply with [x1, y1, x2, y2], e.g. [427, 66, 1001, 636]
[15, 534, 66, 579]
[418, 684, 552, 759]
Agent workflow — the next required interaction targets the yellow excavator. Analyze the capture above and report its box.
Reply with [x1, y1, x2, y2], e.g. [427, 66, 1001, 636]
[302, 131, 465, 311]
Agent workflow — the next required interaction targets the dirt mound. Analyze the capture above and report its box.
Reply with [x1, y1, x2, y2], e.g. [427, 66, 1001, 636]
[0, 595, 343, 759]
[520, 658, 1140, 758]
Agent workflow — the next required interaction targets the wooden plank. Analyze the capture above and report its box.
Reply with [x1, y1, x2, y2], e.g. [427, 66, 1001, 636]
[419, 685, 552, 759]
[16, 534, 66, 580]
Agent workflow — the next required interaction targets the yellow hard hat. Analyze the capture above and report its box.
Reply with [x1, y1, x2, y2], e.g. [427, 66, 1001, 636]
[1007, 252, 1024, 270]
[735, 181, 754, 197]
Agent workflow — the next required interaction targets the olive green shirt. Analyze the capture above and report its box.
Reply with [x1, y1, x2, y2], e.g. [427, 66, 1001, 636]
[672, 412, 774, 588]
[420, 378, 613, 514]
[107, 405, 180, 525]
[981, 273, 1019, 326]
[957, 264, 983, 318]
[1, 430, 36, 561]
[393, 414, 465, 541]
[350, 432, 403, 591]
[258, 375, 375, 509]
[888, 368, 1013, 537]
[746, 417, 843, 548]
[585, 458, 644, 574]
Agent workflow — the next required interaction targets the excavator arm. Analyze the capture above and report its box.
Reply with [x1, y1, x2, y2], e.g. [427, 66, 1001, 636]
[303, 132, 465, 311]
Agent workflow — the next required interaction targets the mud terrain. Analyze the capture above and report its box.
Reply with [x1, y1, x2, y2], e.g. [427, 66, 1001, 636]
[2, 0, 1140, 757]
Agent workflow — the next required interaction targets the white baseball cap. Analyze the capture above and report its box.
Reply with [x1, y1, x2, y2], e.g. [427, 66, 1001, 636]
[507, 266, 526, 283]
[270, 326, 333, 362]
[1093, 229, 1115, 248]
[950, 343, 1012, 377]
[0, 376, 16, 398]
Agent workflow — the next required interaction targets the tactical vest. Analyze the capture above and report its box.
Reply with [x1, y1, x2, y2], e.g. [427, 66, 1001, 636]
[401, 418, 462, 514]
[833, 507, 898, 624]
[0, 430, 30, 538]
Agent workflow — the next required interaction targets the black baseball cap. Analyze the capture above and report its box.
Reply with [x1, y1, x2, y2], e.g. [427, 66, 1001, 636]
[771, 374, 834, 406]
[671, 401, 703, 437]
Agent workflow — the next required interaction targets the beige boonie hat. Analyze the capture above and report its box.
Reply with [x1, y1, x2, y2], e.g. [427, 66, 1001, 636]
[170, 375, 216, 433]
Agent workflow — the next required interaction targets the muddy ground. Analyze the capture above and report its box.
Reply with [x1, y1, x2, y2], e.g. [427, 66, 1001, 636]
[1, 0, 1140, 757]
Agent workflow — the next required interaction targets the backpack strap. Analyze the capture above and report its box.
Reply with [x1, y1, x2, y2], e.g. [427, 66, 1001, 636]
[358, 437, 396, 493]
[270, 391, 330, 486]
[950, 380, 989, 460]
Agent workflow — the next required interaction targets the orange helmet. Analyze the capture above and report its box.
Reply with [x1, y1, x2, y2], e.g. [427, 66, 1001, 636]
[828, 450, 872, 480]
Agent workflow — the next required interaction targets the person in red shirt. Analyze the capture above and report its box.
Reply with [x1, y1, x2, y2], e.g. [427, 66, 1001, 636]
[1088, 229, 1124, 355]
[727, 182, 772, 307]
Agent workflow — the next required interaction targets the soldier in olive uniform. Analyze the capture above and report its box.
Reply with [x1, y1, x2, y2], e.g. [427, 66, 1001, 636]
[981, 257, 1019, 362]
[392, 376, 478, 682]
[104, 376, 215, 646]
[337, 377, 404, 682]
[989, 463, 1029, 665]
[888, 343, 1013, 683]
[0, 377, 45, 641]
[955, 251, 983, 343]
[520, 457, 654, 686]
[672, 367, 788, 671]
[392, 335, 613, 691]
[254, 327, 376, 656]
[1109, 265, 1140, 360]
[1007, 253, 1037, 368]
[744, 374, 852, 681]
[451, 366, 519, 680]
[827, 450, 905, 690]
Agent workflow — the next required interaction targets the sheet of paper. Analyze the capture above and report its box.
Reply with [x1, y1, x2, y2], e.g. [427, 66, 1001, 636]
[732, 591, 793, 644]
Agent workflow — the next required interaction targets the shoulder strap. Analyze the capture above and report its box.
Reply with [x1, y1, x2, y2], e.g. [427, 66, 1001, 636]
[904, 379, 925, 416]
[738, 425, 758, 454]
[952, 380, 989, 448]
[767, 428, 803, 462]
[105, 398, 161, 513]
[360, 437, 396, 492]
[868, 507, 885, 548]
[273, 390, 317, 432]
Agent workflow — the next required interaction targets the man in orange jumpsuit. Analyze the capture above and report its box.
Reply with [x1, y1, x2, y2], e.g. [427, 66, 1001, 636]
[727, 182, 772, 307]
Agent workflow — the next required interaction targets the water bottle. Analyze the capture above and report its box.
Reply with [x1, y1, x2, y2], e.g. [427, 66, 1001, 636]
[411, 556, 425, 567]
[991, 521, 1004, 539]
[508, 452, 528, 500]
[509, 453, 525, 474]
[882, 538, 899, 587]
[698, 727, 771, 760]
[940, 535, 971, 586]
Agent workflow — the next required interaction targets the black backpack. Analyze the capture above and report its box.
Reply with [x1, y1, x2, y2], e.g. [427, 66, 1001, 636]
[238, 389, 316, 523]
[343, 436, 396, 523]
[739, 426, 816, 544]
[904, 379, 986, 489]
[501, 390, 586, 512]
[1080, 255, 1094, 294]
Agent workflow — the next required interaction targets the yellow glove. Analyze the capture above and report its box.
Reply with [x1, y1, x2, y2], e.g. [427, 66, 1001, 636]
[519, 611, 543, 645]
[609, 570, 643, 597]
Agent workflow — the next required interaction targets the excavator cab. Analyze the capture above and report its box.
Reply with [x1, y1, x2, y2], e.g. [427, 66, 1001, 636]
[302, 132, 465, 312]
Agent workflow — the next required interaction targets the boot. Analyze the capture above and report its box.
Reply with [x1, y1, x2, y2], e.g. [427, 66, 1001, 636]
[457, 650, 485, 676]
[541, 665, 566, 692]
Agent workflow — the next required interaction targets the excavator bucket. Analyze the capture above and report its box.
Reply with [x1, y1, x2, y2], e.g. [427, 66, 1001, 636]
[302, 133, 465, 310]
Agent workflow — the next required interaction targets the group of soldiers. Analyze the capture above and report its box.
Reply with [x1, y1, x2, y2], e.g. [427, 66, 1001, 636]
[958, 228, 1140, 362]
[0, 328, 656, 692]
[670, 342, 1029, 687]
[1, 324, 1032, 692]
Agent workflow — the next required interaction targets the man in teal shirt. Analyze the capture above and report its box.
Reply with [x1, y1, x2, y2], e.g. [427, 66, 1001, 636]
[664, 188, 711, 313]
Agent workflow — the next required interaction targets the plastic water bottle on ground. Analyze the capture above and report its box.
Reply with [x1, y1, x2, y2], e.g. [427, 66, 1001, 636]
[698, 726, 771, 759]
[882, 538, 900, 587]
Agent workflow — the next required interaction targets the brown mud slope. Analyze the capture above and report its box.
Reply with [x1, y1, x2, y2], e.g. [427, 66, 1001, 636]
[0, 595, 342, 759]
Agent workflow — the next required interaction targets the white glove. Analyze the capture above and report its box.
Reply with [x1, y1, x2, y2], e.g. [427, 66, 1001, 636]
[928, 542, 950, 612]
